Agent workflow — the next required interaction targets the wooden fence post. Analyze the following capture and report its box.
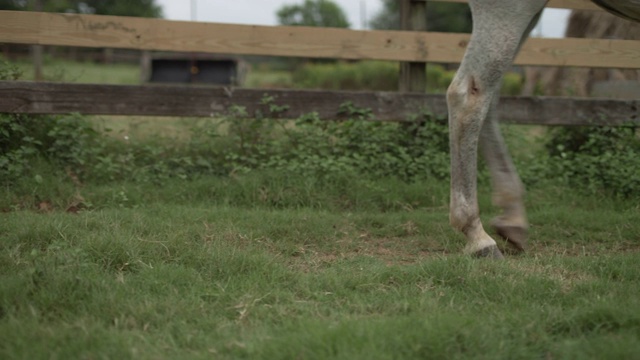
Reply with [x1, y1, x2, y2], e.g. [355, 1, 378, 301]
[399, 0, 427, 93]
[139, 51, 151, 83]
[31, 0, 43, 81]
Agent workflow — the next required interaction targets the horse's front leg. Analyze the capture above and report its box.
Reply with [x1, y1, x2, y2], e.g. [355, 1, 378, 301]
[448, 67, 504, 258]
[446, 0, 546, 258]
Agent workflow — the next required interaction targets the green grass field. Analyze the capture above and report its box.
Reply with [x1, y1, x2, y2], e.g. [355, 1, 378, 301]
[8, 57, 293, 89]
[10, 58, 141, 84]
[2, 58, 640, 359]
[1, 176, 639, 359]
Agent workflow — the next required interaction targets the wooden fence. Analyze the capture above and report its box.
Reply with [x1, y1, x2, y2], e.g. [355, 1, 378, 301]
[0, 0, 638, 126]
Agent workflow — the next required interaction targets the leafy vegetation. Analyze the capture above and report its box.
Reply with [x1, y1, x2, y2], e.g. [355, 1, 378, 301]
[542, 125, 640, 198]
[370, 0, 472, 33]
[0, 106, 450, 192]
[2, 102, 639, 206]
[0, 0, 162, 17]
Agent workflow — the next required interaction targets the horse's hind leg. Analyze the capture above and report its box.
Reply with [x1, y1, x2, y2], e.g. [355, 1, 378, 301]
[480, 99, 528, 253]
[478, 11, 543, 254]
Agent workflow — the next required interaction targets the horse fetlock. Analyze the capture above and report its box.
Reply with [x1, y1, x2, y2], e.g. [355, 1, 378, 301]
[449, 205, 477, 233]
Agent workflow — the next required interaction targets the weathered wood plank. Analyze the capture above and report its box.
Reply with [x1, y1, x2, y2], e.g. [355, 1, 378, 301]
[432, 0, 602, 11]
[518, 37, 640, 68]
[1, 81, 637, 126]
[0, 11, 638, 68]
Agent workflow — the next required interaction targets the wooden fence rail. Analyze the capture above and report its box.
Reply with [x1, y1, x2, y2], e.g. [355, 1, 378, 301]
[0, 11, 639, 68]
[1, 81, 637, 126]
[0, 2, 638, 125]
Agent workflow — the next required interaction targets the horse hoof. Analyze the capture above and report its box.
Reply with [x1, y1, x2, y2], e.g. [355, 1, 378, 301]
[472, 245, 504, 260]
[492, 221, 527, 253]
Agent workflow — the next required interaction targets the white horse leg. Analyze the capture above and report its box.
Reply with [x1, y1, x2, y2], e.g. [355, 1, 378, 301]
[446, 0, 547, 258]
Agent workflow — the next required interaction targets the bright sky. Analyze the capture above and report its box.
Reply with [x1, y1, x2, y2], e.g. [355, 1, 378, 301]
[155, 0, 570, 38]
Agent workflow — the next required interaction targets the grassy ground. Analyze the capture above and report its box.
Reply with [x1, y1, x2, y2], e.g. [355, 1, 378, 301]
[8, 57, 293, 89]
[1, 175, 639, 359]
[2, 58, 639, 359]
[10, 58, 141, 84]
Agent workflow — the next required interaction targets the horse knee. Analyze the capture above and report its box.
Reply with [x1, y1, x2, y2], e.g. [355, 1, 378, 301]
[446, 76, 468, 110]
[446, 74, 487, 123]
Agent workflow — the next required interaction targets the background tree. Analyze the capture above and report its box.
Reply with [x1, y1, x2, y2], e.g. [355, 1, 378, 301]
[277, 0, 350, 28]
[0, 0, 162, 67]
[370, 0, 471, 33]
[0, 0, 23, 10]
[71, 0, 162, 17]
[0, 0, 162, 17]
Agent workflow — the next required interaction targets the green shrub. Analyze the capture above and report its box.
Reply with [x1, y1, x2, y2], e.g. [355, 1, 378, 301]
[189, 101, 451, 183]
[0, 103, 452, 187]
[0, 114, 36, 183]
[262, 110, 450, 182]
[543, 126, 640, 198]
[0, 112, 108, 183]
[0, 60, 104, 183]
[0, 57, 22, 81]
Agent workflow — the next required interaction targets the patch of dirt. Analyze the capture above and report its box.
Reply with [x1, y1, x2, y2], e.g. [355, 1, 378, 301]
[287, 236, 449, 273]
[286, 233, 640, 275]
[37, 201, 54, 213]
